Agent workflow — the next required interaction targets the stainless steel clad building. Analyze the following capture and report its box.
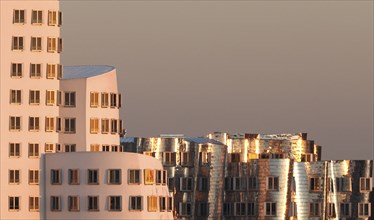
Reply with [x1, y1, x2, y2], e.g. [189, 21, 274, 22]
[120, 133, 373, 220]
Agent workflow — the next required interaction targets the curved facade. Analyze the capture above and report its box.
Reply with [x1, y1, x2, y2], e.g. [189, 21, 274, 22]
[44, 152, 173, 219]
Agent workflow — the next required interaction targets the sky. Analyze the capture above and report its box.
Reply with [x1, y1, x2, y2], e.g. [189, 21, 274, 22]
[61, 1, 373, 161]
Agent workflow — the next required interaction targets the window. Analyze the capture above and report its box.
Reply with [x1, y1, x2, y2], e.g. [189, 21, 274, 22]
[29, 170, 39, 185]
[235, 202, 246, 216]
[301, 153, 314, 162]
[10, 90, 22, 104]
[326, 203, 336, 217]
[68, 196, 79, 211]
[29, 90, 40, 104]
[48, 11, 62, 26]
[248, 176, 258, 191]
[200, 151, 210, 165]
[101, 93, 109, 107]
[335, 177, 352, 192]
[31, 10, 42, 24]
[129, 196, 142, 211]
[9, 143, 21, 157]
[248, 202, 256, 216]
[12, 36, 24, 50]
[167, 197, 173, 212]
[56, 117, 62, 132]
[265, 202, 276, 216]
[147, 196, 158, 212]
[119, 119, 123, 134]
[13, 10, 25, 24]
[90, 118, 99, 133]
[110, 93, 117, 108]
[111, 119, 118, 133]
[340, 203, 351, 217]
[65, 144, 76, 152]
[180, 177, 193, 191]
[9, 170, 20, 184]
[64, 118, 76, 133]
[309, 177, 321, 191]
[223, 203, 233, 216]
[156, 170, 162, 184]
[326, 177, 334, 192]
[101, 119, 109, 133]
[47, 37, 57, 52]
[88, 196, 99, 211]
[198, 177, 209, 191]
[28, 143, 39, 158]
[309, 203, 320, 217]
[56, 144, 62, 152]
[90, 144, 100, 152]
[90, 92, 99, 107]
[230, 153, 241, 163]
[108, 196, 121, 211]
[58, 38, 63, 53]
[108, 169, 121, 184]
[102, 145, 110, 152]
[69, 169, 80, 185]
[179, 203, 192, 216]
[162, 170, 167, 185]
[88, 169, 99, 184]
[267, 176, 279, 191]
[45, 117, 54, 132]
[9, 116, 21, 131]
[9, 197, 20, 211]
[144, 169, 155, 185]
[289, 202, 297, 217]
[28, 116, 39, 131]
[64, 92, 75, 107]
[358, 203, 370, 217]
[160, 197, 167, 212]
[11, 63, 22, 77]
[128, 169, 141, 184]
[47, 64, 57, 79]
[46, 90, 55, 105]
[168, 178, 174, 191]
[30, 63, 42, 78]
[198, 202, 209, 216]
[180, 152, 192, 166]
[51, 169, 62, 184]
[163, 152, 176, 165]
[29, 197, 39, 212]
[50, 196, 61, 211]
[45, 143, 54, 152]
[57, 64, 63, 79]
[118, 93, 122, 108]
[31, 37, 42, 51]
[360, 177, 372, 192]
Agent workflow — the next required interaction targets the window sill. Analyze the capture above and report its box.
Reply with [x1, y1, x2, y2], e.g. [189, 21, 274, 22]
[10, 76, 22, 79]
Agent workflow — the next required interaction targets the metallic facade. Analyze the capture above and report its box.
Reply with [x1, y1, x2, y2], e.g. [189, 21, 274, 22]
[121, 133, 373, 219]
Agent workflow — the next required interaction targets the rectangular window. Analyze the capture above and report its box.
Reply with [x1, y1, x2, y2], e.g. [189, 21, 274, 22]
[9, 197, 20, 211]
[163, 152, 176, 166]
[101, 93, 109, 107]
[29, 90, 40, 104]
[64, 118, 76, 133]
[360, 177, 372, 192]
[358, 203, 371, 217]
[47, 37, 57, 52]
[29, 170, 39, 185]
[230, 153, 241, 163]
[180, 177, 193, 191]
[301, 153, 314, 162]
[102, 145, 110, 152]
[267, 176, 279, 191]
[162, 170, 167, 185]
[10, 89, 22, 104]
[31, 37, 42, 51]
[156, 170, 162, 185]
[144, 169, 155, 185]
[46, 90, 55, 105]
[90, 144, 100, 152]
[129, 169, 141, 184]
[198, 177, 209, 191]
[48, 10, 61, 26]
[198, 202, 209, 216]
[51, 169, 62, 184]
[90, 118, 99, 133]
[168, 178, 174, 191]
[58, 11, 62, 26]
[110, 93, 117, 108]
[31, 10, 42, 24]
[167, 197, 173, 212]
[29, 197, 39, 212]
[179, 202, 192, 216]
[56, 117, 62, 132]
[58, 38, 63, 53]
[147, 196, 158, 212]
[336, 177, 352, 192]
[9, 143, 21, 157]
[46, 64, 57, 79]
[28, 143, 39, 158]
[101, 119, 109, 133]
[289, 202, 297, 217]
[64, 92, 75, 107]
[180, 152, 192, 166]
[235, 202, 246, 216]
[248, 176, 258, 191]
[57, 64, 63, 79]
[69, 169, 80, 185]
[9, 116, 21, 131]
[45, 117, 55, 132]
[64, 144, 76, 152]
[160, 197, 167, 212]
[200, 151, 211, 165]
[223, 203, 232, 216]
[9, 170, 20, 184]
[68, 196, 79, 211]
[30, 63, 42, 78]
[265, 202, 276, 216]
[11, 63, 22, 77]
[111, 119, 118, 133]
[118, 93, 122, 108]
[28, 116, 40, 131]
[309, 177, 321, 192]
[13, 10, 25, 24]
[88, 196, 99, 211]
[87, 169, 99, 184]
[327, 203, 336, 217]
[90, 92, 99, 107]
[109, 196, 122, 211]
[44, 143, 53, 152]
[309, 203, 320, 217]
[248, 202, 256, 216]
[340, 203, 351, 217]
[50, 196, 61, 211]
[108, 169, 121, 184]
[12, 36, 24, 50]
[129, 196, 142, 211]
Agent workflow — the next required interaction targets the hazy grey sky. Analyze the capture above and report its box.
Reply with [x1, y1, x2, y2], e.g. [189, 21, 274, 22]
[61, 1, 373, 160]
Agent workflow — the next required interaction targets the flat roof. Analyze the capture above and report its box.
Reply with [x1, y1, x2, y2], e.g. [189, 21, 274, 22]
[63, 65, 115, 80]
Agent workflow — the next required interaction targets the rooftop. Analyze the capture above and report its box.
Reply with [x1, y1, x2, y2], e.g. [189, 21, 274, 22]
[63, 65, 115, 80]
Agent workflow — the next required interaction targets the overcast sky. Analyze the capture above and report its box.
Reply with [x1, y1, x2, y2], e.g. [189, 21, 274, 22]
[61, 1, 373, 161]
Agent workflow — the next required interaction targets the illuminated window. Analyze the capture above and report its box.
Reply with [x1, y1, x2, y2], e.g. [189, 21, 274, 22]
[101, 93, 109, 107]
[129, 196, 142, 211]
[340, 203, 351, 217]
[9, 197, 20, 211]
[29, 170, 39, 185]
[9, 116, 21, 131]
[28, 116, 40, 131]
[128, 169, 141, 184]
[179, 202, 192, 216]
[11, 63, 23, 77]
[48, 11, 62, 26]
[45, 143, 54, 152]
[9, 170, 20, 184]
[90, 118, 99, 133]
[68, 196, 79, 211]
[13, 10, 25, 24]
[90, 92, 99, 107]
[88, 169, 99, 184]
[265, 202, 276, 216]
[12, 36, 24, 50]
[51, 169, 62, 184]
[47, 37, 61, 52]
[31, 37, 42, 51]
[45, 117, 54, 132]
[88, 196, 99, 211]
[200, 151, 210, 165]
[360, 177, 372, 192]
[9, 143, 21, 157]
[10, 90, 22, 104]
[301, 153, 314, 162]
[267, 176, 279, 191]
[108, 169, 121, 184]
[309, 203, 320, 217]
[90, 144, 100, 152]
[31, 10, 42, 24]
[28, 143, 39, 158]
[29, 197, 39, 212]
[198, 202, 209, 217]
[180, 177, 193, 191]
[147, 196, 158, 212]
[46, 90, 55, 105]
[50, 196, 61, 211]
[309, 177, 321, 192]
[144, 169, 155, 185]
[46, 64, 59, 79]
[68, 169, 80, 185]
[29, 90, 40, 105]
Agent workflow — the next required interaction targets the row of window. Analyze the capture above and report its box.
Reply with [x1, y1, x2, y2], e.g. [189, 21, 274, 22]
[152, 152, 211, 166]
[8, 195, 173, 213]
[89, 118, 123, 134]
[9, 116, 76, 133]
[13, 9, 62, 25]
[90, 92, 122, 108]
[9, 143, 78, 158]
[228, 152, 316, 162]
[10, 63, 62, 79]
[12, 36, 62, 52]
[8, 170, 39, 185]
[9, 90, 69, 106]
[50, 169, 168, 186]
